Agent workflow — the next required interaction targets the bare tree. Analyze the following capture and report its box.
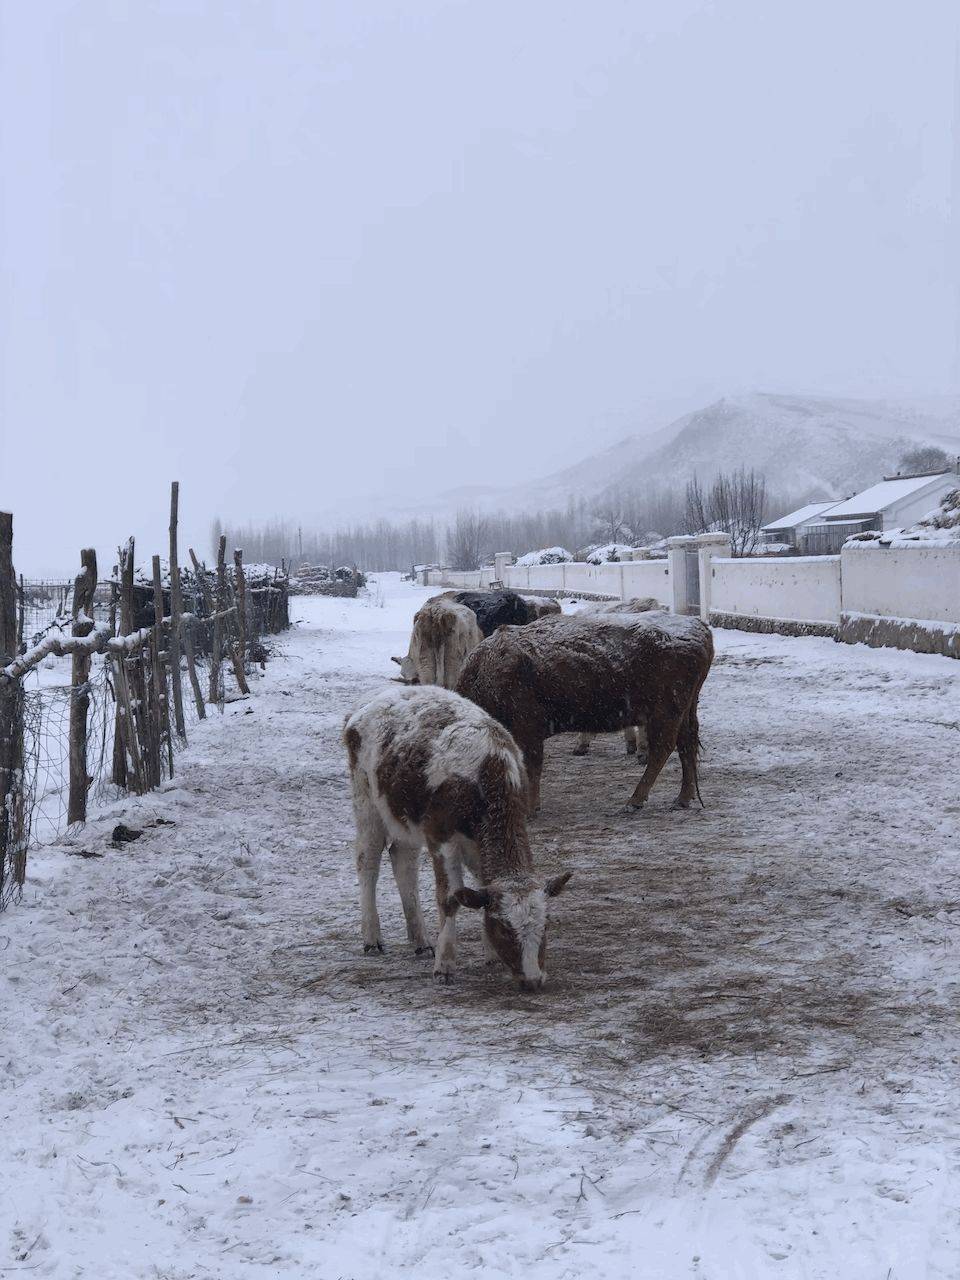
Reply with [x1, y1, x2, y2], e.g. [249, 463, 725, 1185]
[685, 475, 709, 535]
[591, 489, 632, 544]
[685, 469, 767, 555]
[897, 445, 950, 475]
[448, 509, 490, 570]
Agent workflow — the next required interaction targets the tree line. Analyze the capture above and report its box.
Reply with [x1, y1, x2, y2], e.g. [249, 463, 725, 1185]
[215, 468, 808, 571]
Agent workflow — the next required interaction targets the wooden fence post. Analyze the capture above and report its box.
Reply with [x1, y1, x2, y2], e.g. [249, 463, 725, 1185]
[0, 512, 25, 891]
[167, 482, 186, 739]
[67, 548, 97, 825]
[152, 554, 174, 780]
[210, 537, 227, 706]
[16, 574, 24, 654]
[231, 549, 250, 695]
[111, 538, 134, 787]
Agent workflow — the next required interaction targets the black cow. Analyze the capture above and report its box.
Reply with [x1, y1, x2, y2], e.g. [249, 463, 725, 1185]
[449, 590, 559, 637]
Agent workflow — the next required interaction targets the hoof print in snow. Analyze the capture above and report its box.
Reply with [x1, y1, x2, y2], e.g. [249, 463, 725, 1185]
[67, 849, 104, 859]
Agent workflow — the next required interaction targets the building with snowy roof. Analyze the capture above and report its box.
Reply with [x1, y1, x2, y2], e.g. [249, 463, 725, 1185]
[802, 468, 959, 554]
[761, 501, 845, 549]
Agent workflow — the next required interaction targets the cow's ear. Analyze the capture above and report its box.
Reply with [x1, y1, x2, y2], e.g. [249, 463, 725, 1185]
[449, 887, 490, 911]
[545, 872, 573, 898]
[391, 655, 402, 665]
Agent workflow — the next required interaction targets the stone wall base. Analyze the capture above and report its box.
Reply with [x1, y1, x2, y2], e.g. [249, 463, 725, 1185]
[709, 611, 838, 639]
[838, 611, 960, 659]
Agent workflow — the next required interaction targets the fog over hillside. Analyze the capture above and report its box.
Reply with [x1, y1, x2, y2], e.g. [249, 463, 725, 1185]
[376, 393, 960, 524]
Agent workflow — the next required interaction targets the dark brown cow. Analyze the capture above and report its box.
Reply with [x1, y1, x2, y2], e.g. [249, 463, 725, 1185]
[343, 685, 571, 989]
[572, 597, 666, 756]
[456, 612, 713, 812]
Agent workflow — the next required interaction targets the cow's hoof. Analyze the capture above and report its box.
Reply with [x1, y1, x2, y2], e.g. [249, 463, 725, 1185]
[363, 942, 385, 955]
[433, 970, 454, 985]
[571, 745, 589, 757]
[624, 744, 637, 756]
[415, 944, 435, 958]
[672, 797, 692, 810]
[625, 799, 645, 812]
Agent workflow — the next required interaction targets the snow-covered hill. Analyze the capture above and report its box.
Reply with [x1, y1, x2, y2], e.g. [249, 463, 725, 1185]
[461, 393, 960, 511]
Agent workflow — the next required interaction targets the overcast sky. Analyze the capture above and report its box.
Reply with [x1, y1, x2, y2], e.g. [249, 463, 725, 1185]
[1, 0, 958, 574]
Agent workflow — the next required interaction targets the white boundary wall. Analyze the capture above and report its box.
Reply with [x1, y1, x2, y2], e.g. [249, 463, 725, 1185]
[841, 544, 960, 626]
[710, 556, 841, 625]
[424, 538, 959, 656]
[501, 559, 671, 604]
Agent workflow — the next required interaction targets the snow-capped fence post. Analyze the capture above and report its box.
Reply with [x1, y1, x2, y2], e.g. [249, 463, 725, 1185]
[67, 548, 98, 825]
[231, 549, 250, 696]
[167, 482, 187, 740]
[0, 511, 26, 896]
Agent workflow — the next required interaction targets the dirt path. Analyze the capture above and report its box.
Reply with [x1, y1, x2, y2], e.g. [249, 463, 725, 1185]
[2, 579, 959, 1278]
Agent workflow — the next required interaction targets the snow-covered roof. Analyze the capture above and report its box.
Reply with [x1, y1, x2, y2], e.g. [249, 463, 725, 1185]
[824, 473, 951, 520]
[762, 501, 842, 531]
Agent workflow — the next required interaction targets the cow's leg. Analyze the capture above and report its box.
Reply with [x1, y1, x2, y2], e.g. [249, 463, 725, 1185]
[389, 841, 432, 954]
[623, 726, 638, 755]
[674, 699, 701, 809]
[355, 810, 388, 953]
[627, 714, 681, 809]
[431, 846, 464, 983]
[522, 738, 545, 815]
[572, 733, 591, 756]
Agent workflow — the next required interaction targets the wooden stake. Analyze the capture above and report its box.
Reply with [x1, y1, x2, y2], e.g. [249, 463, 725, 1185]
[16, 574, 24, 655]
[111, 539, 134, 787]
[112, 652, 144, 793]
[231, 549, 250, 695]
[182, 619, 205, 720]
[152, 554, 174, 780]
[168, 482, 186, 739]
[0, 513, 25, 886]
[210, 537, 227, 706]
[67, 548, 97, 825]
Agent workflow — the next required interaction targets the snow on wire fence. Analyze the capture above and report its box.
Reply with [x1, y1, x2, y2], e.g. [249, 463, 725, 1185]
[0, 484, 290, 910]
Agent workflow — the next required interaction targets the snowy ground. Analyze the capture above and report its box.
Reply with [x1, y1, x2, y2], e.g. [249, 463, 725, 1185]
[2, 572, 959, 1279]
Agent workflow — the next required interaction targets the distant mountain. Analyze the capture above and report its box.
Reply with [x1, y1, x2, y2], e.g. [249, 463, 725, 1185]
[468, 392, 960, 510]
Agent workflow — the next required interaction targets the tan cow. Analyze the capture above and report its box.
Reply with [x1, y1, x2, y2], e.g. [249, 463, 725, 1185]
[392, 596, 483, 689]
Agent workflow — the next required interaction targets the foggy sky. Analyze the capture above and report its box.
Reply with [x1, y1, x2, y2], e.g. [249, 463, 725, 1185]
[1, 0, 957, 574]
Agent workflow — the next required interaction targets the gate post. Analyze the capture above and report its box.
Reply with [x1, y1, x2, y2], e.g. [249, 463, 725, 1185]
[696, 532, 732, 623]
[666, 536, 697, 614]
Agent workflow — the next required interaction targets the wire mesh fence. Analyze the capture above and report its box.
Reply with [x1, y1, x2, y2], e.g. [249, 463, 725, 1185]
[1, 516, 291, 911]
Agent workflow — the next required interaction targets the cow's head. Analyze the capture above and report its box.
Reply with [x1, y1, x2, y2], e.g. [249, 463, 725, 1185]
[391, 654, 419, 683]
[449, 872, 572, 991]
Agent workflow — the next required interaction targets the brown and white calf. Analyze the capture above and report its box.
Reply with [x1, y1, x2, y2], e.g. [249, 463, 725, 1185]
[456, 611, 713, 813]
[392, 596, 483, 689]
[342, 684, 572, 989]
[571, 597, 666, 757]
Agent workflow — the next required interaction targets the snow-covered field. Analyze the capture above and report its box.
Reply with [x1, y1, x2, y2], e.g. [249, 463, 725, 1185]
[2, 573, 959, 1279]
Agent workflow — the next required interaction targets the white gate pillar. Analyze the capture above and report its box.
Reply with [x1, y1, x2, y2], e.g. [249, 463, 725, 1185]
[696, 532, 732, 622]
[666, 536, 697, 613]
